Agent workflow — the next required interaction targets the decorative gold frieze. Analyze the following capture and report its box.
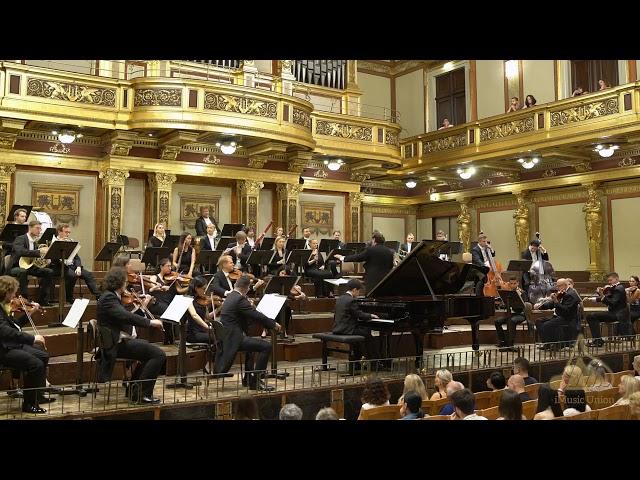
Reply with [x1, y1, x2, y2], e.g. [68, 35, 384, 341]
[276, 183, 303, 198]
[446, 180, 463, 190]
[350, 172, 370, 183]
[530, 187, 587, 203]
[363, 205, 416, 215]
[148, 173, 177, 191]
[99, 168, 129, 187]
[49, 142, 70, 154]
[202, 154, 220, 164]
[542, 169, 557, 178]
[0, 164, 16, 180]
[385, 130, 398, 146]
[349, 192, 365, 204]
[573, 161, 592, 172]
[357, 61, 391, 75]
[315, 120, 372, 141]
[473, 196, 516, 210]
[247, 157, 267, 169]
[237, 180, 264, 196]
[480, 178, 493, 187]
[110, 142, 133, 156]
[134, 88, 182, 107]
[479, 117, 534, 142]
[108, 186, 123, 242]
[618, 157, 635, 168]
[292, 107, 312, 130]
[604, 181, 640, 195]
[314, 169, 328, 178]
[423, 134, 467, 154]
[160, 145, 181, 161]
[288, 158, 308, 173]
[0, 133, 18, 150]
[204, 92, 277, 118]
[550, 97, 619, 127]
[26, 77, 116, 107]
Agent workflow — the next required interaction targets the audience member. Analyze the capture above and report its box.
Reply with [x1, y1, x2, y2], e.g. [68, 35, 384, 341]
[629, 391, 640, 419]
[438, 381, 464, 415]
[315, 407, 339, 420]
[613, 375, 640, 406]
[235, 395, 259, 420]
[533, 384, 563, 420]
[558, 364, 584, 393]
[598, 79, 611, 91]
[438, 118, 453, 130]
[486, 371, 506, 391]
[357, 377, 391, 419]
[507, 374, 531, 402]
[562, 389, 591, 416]
[398, 373, 429, 404]
[400, 391, 424, 420]
[279, 403, 303, 420]
[450, 389, 487, 420]
[506, 96, 520, 112]
[571, 86, 587, 97]
[522, 94, 537, 109]
[584, 361, 613, 391]
[430, 369, 452, 400]
[497, 389, 525, 420]
[513, 357, 538, 385]
[633, 354, 640, 380]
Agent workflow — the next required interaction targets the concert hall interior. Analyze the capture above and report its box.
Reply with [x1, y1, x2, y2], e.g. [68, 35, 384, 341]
[1, 59, 640, 421]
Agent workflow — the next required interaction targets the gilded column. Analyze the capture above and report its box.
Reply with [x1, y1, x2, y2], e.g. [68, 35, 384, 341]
[0, 164, 17, 225]
[237, 180, 264, 231]
[349, 192, 364, 242]
[583, 183, 605, 281]
[276, 183, 302, 237]
[148, 173, 177, 229]
[99, 168, 129, 242]
[457, 199, 472, 253]
[513, 192, 530, 254]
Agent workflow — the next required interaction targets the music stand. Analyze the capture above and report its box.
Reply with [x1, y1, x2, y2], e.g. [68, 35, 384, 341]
[319, 239, 339, 254]
[264, 275, 300, 375]
[506, 260, 533, 273]
[59, 299, 96, 397]
[197, 249, 223, 275]
[215, 236, 235, 251]
[44, 240, 78, 326]
[39, 228, 57, 245]
[0, 224, 28, 244]
[246, 250, 274, 277]
[162, 235, 180, 252]
[286, 249, 312, 277]
[327, 248, 353, 261]
[141, 247, 171, 272]
[345, 242, 366, 253]
[95, 242, 121, 270]
[8, 204, 33, 221]
[258, 237, 275, 251]
[498, 289, 526, 313]
[285, 238, 306, 251]
[221, 223, 245, 237]
[384, 240, 400, 252]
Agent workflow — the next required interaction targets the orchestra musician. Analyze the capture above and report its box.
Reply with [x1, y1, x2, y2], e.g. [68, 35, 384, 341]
[224, 231, 252, 271]
[332, 230, 346, 249]
[200, 223, 218, 252]
[471, 233, 496, 296]
[335, 232, 394, 294]
[212, 254, 264, 298]
[267, 235, 287, 276]
[522, 238, 551, 304]
[494, 277, 530, 351]
[0, 275, 53, 413]
[147, 222, 167, 248]
[96, 267, 166, 404]
[213, 274, 281, 392]
[435, 230, 449, 261]
[9, 220, 54, 306]
[399, 233, 415, 258]
[587, 272, 630, 347]
[195, 206, 220, 238]
[112, 256, 155, 319]
[1, 208, 29, 265]
[302, 228, 312, 249]
[275, 226, 285, 238]
[183, 276, 219, 374]
[259, 266, 307, 340]
[305, 238, 340, 298]
[172, 232, 196, 278]
[534, 278, 580, 349]
[148, 258, 189, 344]
[245, 226, 257, 249]
[627, 276, 640, 330]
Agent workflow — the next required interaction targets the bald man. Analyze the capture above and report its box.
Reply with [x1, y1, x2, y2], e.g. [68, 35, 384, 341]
[507, 374, 531, 402]
[534, 278, 580, 350]
[438, 380, 465, 416]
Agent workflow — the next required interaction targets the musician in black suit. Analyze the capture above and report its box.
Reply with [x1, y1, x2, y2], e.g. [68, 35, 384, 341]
[213, 274, 281, 391]
[302, 227, 313, 249]
[1, 208, 29, 265]
[212, 255, 264, 298]
[0, 275, 53, 413]
[224, 230, 253, 271]
[471, 233, 495, 296]
[194, 206, 220, 237]
[52, 224, 100, 303]
[332, 230, 346, 250]
[399, 233, 416, 258]
[332, 278, 381, 361]
[534, 278, 581, 349]
[587, 272, 630, 347]
[521, 238, 550, 293]
[200, 223, 217, 251]
[335, 232, 394, 294]
[305, 238, 339, 298]
[9, 220, 54, 306]
[96, 267, 166, 404]
[495, 277, 529, 350]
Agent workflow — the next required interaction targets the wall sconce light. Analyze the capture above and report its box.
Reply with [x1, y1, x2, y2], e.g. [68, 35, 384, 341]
[457, 166, 476, 180]
[517, 156, 540, 169]
[324, 158, 344, 171]
[594, 144, 619, 158]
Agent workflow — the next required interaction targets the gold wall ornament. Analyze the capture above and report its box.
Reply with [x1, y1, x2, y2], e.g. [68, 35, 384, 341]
[315, 120, 372, 141]
[237, 180, 264, 197]
[109, 187, 122, 241]
[479, 117, 535, 142]
[0, 133, 18, 150]
[99, 168, 129, 187]
[542, 169, 557, 178]
[446, 180, 463, 190]
[618, 157, 636, 167]
[350, 172, 370, 182]
[158, 190, 170, 227]
[276, 183, 303, 198]
[281, 60, 293, 74]
[423, 133, 467, 154]
[480, 178, 493, 187]
[110, 142, 133, 156]
[573, 161, 592, 172]
[0, 183, 7, 225]
[276, 183, 302, 236]
[30, 182, 82, 226]
[550, 97, 619, 127]
[203, 92, 277, 118]
[292, 107, 312, 130]
[148, 173, 177, 227]
[247, 157, 267, 169]
[202, 154, 220, 165]
[160, 145, 181, 161]
[0, 164, 17, 181]
[513, 193, 530, 253]
[385, 130, 399, 146]
[457, 200, 472, 253]
[49, 142, 71, 154]
[134, 88, 182, 107]
[583, 184, 605, 281]
[314, 169, 328, 178]
[288, 158, 308, 173]
[301, 201, 334, 236]
[148, 172, 177, 191]
[26, 77, 116, 107]
[237, 180, 263, 230]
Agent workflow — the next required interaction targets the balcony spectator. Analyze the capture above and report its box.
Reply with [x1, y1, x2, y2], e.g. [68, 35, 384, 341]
[533, 384, 563, 420]
[598, 79, 611, 90]
[438, 118, 454, 130]
[506, 96, 520, 112]
[430, 369, 453, 400]
[521, 94, 537, 109]
[572, 86, 588, 97]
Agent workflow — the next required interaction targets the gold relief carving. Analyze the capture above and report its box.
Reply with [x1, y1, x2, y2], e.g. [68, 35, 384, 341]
[604, 182, 640, 195]
[148, 173, 177, 190]
[385, 130, 399, 146]
[301, 202, 334, 236]
[49, 142, 70, 154]
[237, 180, 264, 196]
[248, 197, 258, 229]
[292, 107, 312, 130]
[0, 164, 16, 180]
[30, 182, 83, 225]
[0, 183, 7, 225]
[530, 188, 586, 203]
[277, 183, 303, 198]
[573, 161, 592, 173]
[513, 193, 530, 253]
[357, 61, 390, 75]
[204, 92, 277, 118]
[158, 190, 170, 226]
[202, 154, 220, 164]
[423, 134, 467, 154]
[281, 60, 293, 74]
[243, 60, 256, 68]
[109, 187, 122, 242]
[479, 117, 534, 142]
[99, 168, 129, 187]
[457, 200, 471, 253]
[583, 184, 605, 281]
[480, 178, 493, 187]
[160, 145, 181, 161]
[247, 157, 267, 169]
[550, 98, 619, 127]
[287, 158, 308, 173]
[0, 133, 18, 150]
[26, 77, 116, 107]
[348, 60, 356, 83]
[315, 120, 372, 141]
[349, 192, 365, 205]
[618, 157, 635, 167]
[351, 206, 359, 242]
[350, 172, 370, 183]
[542, 169, 557, 178]
[134, 88, 182, 107]
[446, 180, 463, 190]
[288, 199, 297, 230]
[179, 194, 221, 231]
[363, 205, 416, 215]
[110, 142, 133, 156]
[472, 196, 516, 210]
[313, 169, 328, 178]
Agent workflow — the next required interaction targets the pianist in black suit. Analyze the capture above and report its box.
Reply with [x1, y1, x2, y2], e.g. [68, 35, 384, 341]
[587, 272, 630, 347]
[332, 279, 381, 361]
[335, 232, 394, 294]
[194, 206, 220, 238]
[471, 233, 495, 296]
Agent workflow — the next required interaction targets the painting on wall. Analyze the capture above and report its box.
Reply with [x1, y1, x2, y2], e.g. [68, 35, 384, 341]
[300, 201, 334, 236]
[179, 193, 220, 231]
[30, 182, 82, 225]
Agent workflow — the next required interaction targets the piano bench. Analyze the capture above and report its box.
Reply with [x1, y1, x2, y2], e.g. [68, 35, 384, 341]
[312, 333, 366, 371]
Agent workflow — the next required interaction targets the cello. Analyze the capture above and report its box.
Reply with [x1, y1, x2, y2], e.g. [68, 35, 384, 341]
[480, 232, 507, 297]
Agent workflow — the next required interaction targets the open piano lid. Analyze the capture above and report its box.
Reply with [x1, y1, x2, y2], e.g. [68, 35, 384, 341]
[366, 240, 489, 298]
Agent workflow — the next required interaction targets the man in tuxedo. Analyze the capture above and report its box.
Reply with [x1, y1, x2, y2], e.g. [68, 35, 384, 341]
[471, 233, 495, 296]
[212, 255, 264, 298]
[534, 278, 580, 350]
[9, 220, 54, 305]
[335, 232, 394, 294]
[521, 238, 550, 293]
[200, 223, 217, 251]
[213, 274, 281, 391]
[1, 208, 29, 274]
[332, 230, 346, 249]
[332, 278, 381, 362]
[96, 267, 166, 404]
[52, 224, 100, 303]
[587, 272, 630, 347]
[224, 230, 253, 271]
[399, 233, 415, 258]
[195, 206, 220, 237]
[495, 277, 529, 351]
[302, 227, 312, 249]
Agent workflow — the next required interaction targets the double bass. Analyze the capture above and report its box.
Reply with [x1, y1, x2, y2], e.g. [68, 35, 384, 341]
[480, 231, 507, 297]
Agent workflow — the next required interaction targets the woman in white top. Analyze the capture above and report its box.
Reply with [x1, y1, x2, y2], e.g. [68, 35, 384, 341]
[613, 375, 640, 406]
[533, 384, 563, 420]
[357, 377, 391, 419]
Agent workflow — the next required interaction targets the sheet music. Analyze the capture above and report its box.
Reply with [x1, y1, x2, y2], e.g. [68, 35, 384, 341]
[256, 293, 287, 320]
[67, 244, 81, 264]
[62, 298, 90, 328]
[161, 295, 194, 323]
[324, 278, 349, 285]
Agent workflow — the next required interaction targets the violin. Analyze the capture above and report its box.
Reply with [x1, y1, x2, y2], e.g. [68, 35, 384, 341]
[163, 272, 192, 287]
[597, 285, 614, 296]
[10, 296, 42, 316]
[196, 293, 223, 308]
[127, 272, 162, 288]
[228, 267, 255, 282]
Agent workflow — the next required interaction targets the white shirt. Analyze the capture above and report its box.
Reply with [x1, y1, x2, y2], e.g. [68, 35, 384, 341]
[223, 271, 233, 295]
[304, 238, 311, 249]
[463, 413, 488, 420]
[204, 217, 212, 226]
[27, 234, 37, 251]
[247, 237, 255, 248]
[207, 234, 216, 249]
[563, 405, 591, 416]
[361, 400, 390, 410]
[406, 242, 412, 253]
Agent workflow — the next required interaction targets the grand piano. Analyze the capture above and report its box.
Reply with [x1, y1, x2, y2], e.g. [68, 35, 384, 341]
[355, 240, 494, 363]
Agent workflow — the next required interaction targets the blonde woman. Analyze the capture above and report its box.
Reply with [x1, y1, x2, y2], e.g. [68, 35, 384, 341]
[613, 375, 640, 406]
[634, 354, 640, 380]
[430, 369, 453, 400]
[268, 236, 287, 276]
[584, 362, 613, 391]
[628, 391, 640, 419]
[147, 222, 167, 248]
[397, 374, 429, 404]
[558, 364, 584, 393]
